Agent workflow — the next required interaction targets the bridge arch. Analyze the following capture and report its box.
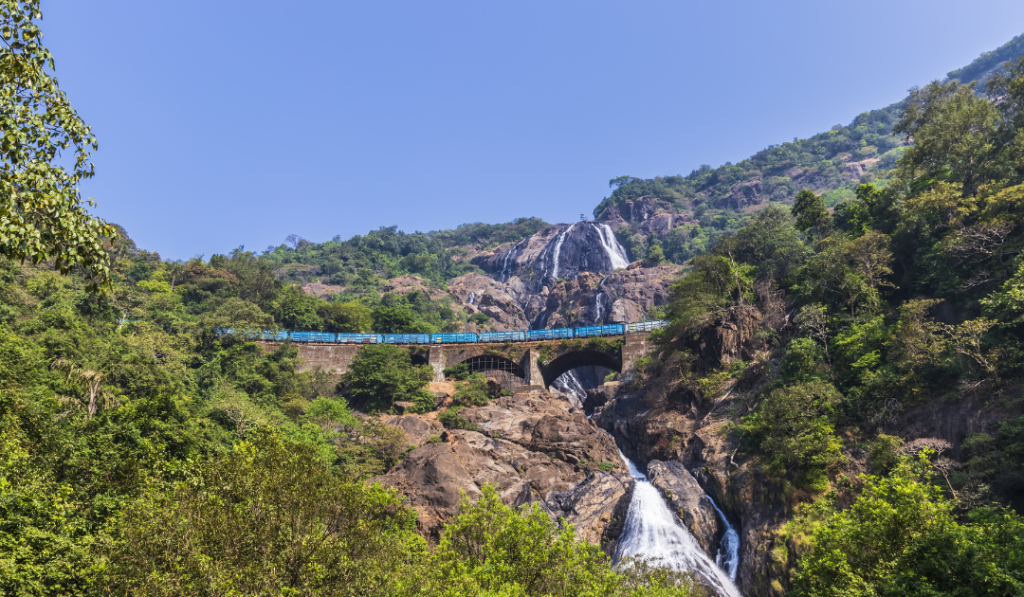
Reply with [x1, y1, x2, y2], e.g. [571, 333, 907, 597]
[541, 350, 622, 388]
[455, 354, 525, 378]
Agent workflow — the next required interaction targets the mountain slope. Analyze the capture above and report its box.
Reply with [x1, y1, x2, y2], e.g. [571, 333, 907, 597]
[595, 31, 1024, 264]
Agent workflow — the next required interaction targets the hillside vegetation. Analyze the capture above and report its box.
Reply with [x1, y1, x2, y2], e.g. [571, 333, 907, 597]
[5, 1, 1024, 594]
[645, 55, 1024, 596]
[596, 33, 1024, 267]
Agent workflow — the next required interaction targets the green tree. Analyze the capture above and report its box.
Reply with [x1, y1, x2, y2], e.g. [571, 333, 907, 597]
[273, 285, 322, 330]
[0, 1, 117, 288]
[340, 344, 434, 412]
[794, 456, 1024, 597]
[895, 81, 1000, 196]
[99, 430, 427, 596]
[372, 304, 433, 334]
[716, 205, 805, 285]
[663, 254, 755, 340]
[741, 380, 845, 489]
[646, 244, 665, 266]
[793, 189, 833, 234]
[318, 300, 373, 333]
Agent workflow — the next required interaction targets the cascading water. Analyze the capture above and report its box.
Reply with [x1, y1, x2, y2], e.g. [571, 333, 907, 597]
[553, 370, 588, 408]
[466, 291, 477, 306]
[594, 293, 605, 324]
[596, 223, 630, 271]
[707, 495, 740, 580]
[614, 449, 743, 597]
[548, 223, 576, 281]
[500, 240, 524, 282]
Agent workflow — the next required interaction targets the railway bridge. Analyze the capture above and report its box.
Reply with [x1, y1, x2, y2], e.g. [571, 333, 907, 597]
[261, 332, 655, 390]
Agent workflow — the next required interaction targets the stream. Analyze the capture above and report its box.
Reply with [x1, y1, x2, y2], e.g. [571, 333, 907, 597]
[613, 448, 743, 597]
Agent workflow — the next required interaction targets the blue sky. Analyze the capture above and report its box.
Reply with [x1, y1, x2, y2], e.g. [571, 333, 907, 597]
[45, 0, 1024, 260]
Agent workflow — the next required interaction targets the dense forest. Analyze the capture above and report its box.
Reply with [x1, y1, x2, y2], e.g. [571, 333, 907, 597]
[5, 0, 1024, 595]
[645, 59, 1024, 594]
[262, 218, 549, 287]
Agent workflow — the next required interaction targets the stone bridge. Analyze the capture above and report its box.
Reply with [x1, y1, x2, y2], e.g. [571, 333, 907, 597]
[261, 333, 654, 390]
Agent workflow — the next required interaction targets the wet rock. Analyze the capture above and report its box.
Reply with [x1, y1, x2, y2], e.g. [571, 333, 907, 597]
[647, 460, 721, 554]
[547, 471, 633, 549]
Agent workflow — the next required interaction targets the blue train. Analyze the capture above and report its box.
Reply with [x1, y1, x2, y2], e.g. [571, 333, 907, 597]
[218, 320, 666, 345]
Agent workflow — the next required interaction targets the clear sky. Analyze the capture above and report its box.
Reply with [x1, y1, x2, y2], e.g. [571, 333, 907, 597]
[44, 0, 1024, 260]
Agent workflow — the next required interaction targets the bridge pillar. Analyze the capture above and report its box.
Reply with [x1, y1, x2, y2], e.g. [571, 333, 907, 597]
[621, 332, 654, 375]
[428, 346, 446, 382]
[521, 349, 544, 389]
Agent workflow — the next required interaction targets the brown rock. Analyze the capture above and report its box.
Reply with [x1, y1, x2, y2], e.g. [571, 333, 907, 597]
[376, 391, 627, 543]
[380, 414, 443, 447]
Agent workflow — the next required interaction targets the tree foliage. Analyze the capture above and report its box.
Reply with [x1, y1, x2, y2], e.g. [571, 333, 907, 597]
[340, 344, 434, 412]
[99, 430, 427, 596]
[0, 1, 116, 288]
[794, 456, 1024, 597]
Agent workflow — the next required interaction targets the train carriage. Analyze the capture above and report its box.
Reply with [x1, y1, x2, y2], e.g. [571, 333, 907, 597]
[383, 333, 432, 344]
[574, 324, 625, 338]
[431, 333, 479, 344]
[307, 331, 336, 343]
[478, 331, 527, 343]
[526, 328, 573, 341]
[625, 320, 667, 333]
[336, 333, 383, 344]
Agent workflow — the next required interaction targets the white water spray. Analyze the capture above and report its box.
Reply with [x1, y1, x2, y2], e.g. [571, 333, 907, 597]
[549, 223, 576, 281]
[707, 495, 740, 580]
[500, 240, 523, 281]
[594, 293, 605, 324]
[596, 223, 630, 270]
[615, 449, 743, 597]
[553, 369, 588, 409]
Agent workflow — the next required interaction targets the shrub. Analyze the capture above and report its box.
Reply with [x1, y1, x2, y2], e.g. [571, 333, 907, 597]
[452, 372, 491, 406]
[443, 362, 472, 381]
[438, 407, 481, 432]
[794, 455, 1024, 597]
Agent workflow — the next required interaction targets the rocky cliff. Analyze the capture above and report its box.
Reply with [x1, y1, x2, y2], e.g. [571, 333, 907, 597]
[375, 390, 634, 549]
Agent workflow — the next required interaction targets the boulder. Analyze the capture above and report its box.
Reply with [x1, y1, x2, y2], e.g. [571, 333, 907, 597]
[376, 391, 627, 543]
[380, 414, 443, 448]
[647, 460, 721, 554]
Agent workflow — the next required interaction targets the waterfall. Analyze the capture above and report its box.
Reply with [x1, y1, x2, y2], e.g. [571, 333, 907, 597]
[554, 370, 588, 408]
[596, 223, 630, 271]
[707, 495, 740, 581]
[594, 293, 605, 324]
[467, 291, 477, 306]
[614, 449, 743, 597]
[500, 240, 523, 282]
[548, 223, 576, 281]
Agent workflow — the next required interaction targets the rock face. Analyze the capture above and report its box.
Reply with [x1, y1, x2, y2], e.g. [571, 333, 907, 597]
[597, 195, 698, 237]
[376, 391, 632, 546]
[380, 414, 444, 447]
[446, 265, 680, 331]
[646, 460, 722, 556]
[473, 221, 632, 289]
